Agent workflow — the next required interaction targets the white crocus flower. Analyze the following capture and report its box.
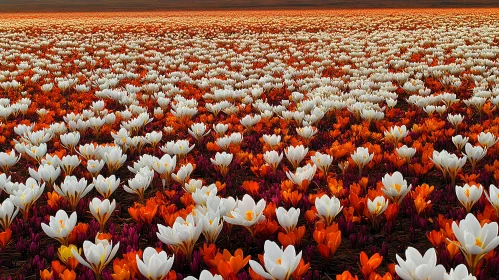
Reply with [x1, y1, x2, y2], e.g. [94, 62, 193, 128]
[89, 198, 116, 232]
[452, 135, 469, 152]
[171, 163, 194, 186]
[197, 209, 223, 244]
[25, 143, 47, 164]
[381, 171, 412, 204]
[367, 196, 389, 217]
[276, 207, 300, 233]
[456, 184, 483, 212]
[395, 247, 446, 280]
[395, 145, 416, 163]
[285, 145, 308, 170]
[136, 247, 174, 280]
[444, 264, 476, 280]
[93, 175, 120, 199]
[351, 147, 374, 176]
[315, 195, 343, 226]
[184, 270, 223, 280]
[87, 159, 105, 177]
[249, 240, 302, 280]
[38, 163, 61, 189]
[0, 198, 18, 230]
[10, 177, 45, 220]
[262, 134, 281, 149]
[103, 147, 127, 174]
[60, 155, 81, 175]
[463, 143, 487, 171]
[157, 214, 202, 259]
[485, 184, 499, 216]
[0, 150, 21, 174]
[311, 152, 333, 174]
[224, 194, 266, 233]
[384, 125, 408, 145]
[41, 209, 77, 245]
[54, 176, 93, 210]
[263, 150, 283, 172]
[210, 152, 233, 177]
[71, 239, 120, 278]
[124, 167, 153, 200]
[477, 132, 498, 149]
[451, 213, 499, 275]
[152, 154, 176, 189]
[285, 163, 316, 188]
[188, 122, 210, 143]
[60, 131, 80, 153]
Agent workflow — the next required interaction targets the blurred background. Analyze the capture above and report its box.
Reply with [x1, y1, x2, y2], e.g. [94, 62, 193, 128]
[0, 0, 497, 12]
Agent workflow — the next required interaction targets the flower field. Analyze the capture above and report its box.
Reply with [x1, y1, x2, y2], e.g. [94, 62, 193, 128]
[1, 8, 499, 280]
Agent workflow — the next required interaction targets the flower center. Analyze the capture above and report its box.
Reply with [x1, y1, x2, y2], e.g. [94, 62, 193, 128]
[245, 210, 254, 221]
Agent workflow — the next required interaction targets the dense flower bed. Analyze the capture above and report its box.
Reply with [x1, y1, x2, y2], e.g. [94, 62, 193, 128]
[0, 8, 499, 280]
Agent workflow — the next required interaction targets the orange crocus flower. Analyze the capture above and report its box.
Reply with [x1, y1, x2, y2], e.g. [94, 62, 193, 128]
[210, 248, 251, 279]
[360, 252, 383, 279]
[40, 269, 53, 280]
[427, 230, 444, 248]
[242, 181, 260, 197]
[111, 260, 131, 280]
[291, 259, 310, 280]
[336, 271, 359, 280]
[282, 190, 302, 207]
[0, 228, 11, 248]
[60, 269, 77, 280]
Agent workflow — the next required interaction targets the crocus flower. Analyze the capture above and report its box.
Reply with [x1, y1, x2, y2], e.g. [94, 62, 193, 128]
[395, 247, 446, 280]
[451, 213, 499, 274]
[263, 150, 283, 172]
[315, 195, 343, 226]
[249, 240, 302, 280]
[41, 210, 77, 245]
[224, 194, 266, 235]
[351, 147, 373, 176]
[0, 150, 20, 174]
[196, 209, 223, 244]
[93, 175, 120, 199]
[10, 177, 45, 220]
[103, 147, 127, 174]
[210, 152, 233, 177]
[285, 145, 308, 170]
[455, 184, 483, 212]
[0, 198, 18, 230]
[276, 207, 300, 233]
[54, 176, 93, 210]
[477, 132, 498, 149]
[60, 155, 81, 176]
[136, 247, 174, 280]
[124, 167, 153, 201]
[384, 125, 408, 145]
[463, 143, 487, 171]
[152, 154, 176, 188]
[72, 239, 120, 279]
[485, 184, 499, 216]
[367, 196, 389, 217]
[188, 122, 210, 143]
[311, 152, 333, 175]
[262, 134, 281, 149]
[452, 135, 469, 152]
[89, 198, 116, 232]
[184, 270, 223, 280]
[60, 131, 80, 153]
[444, 264, 476, 280]
[381, 171, 412, 204]
[156, 214, 202, 260]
